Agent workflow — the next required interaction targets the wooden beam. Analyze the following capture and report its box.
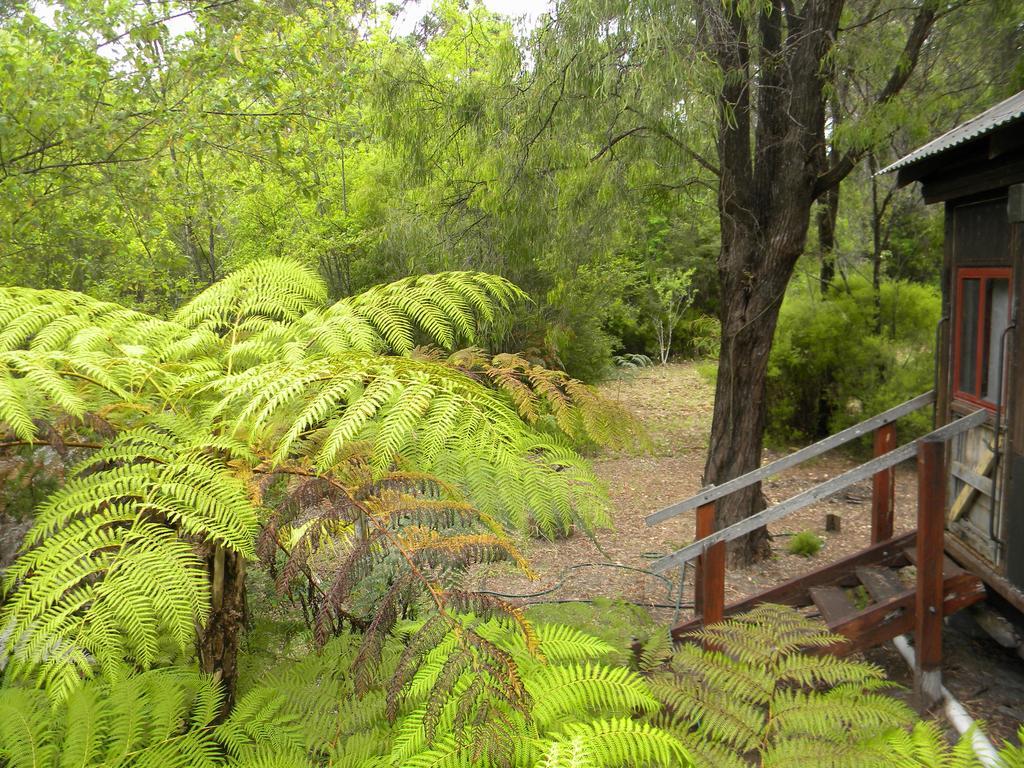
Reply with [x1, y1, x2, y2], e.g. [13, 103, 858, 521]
[948, 448, 995, 521]
[645, 391, 935, 526]
[670, 533, 915, 639]
[945, 534, 1024, 615]
[821, 571, 985, 657]
[871, 423, 896, 544]
[950, 460, 994, 498]
[916, 438, 946, 709]
[694, 502, 725, 630]
[649, 409, 987, 575]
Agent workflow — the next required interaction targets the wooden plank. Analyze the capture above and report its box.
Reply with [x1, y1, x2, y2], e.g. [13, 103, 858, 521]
[945, 534, 1024, 615]
[872, 423, 897, 544]
[902, 547, 963, 578]
[856, 566, 905, 602]
[950, 461, 995, 497]
[645, 391, 936, 526]
[916, 438, 947, 708]
[830, 592, 914, 656]
[650, 409, 988, 575]
[694, 502, 725, 628]
[670, 533, 915, 638]
[948, 448, 995, 521]
[820, 572, 985, 657]
[810, 586, 857, 625]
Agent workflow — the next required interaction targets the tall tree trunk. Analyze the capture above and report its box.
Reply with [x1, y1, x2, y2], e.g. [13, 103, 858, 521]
[869, 153, 884, 334]
[706, 278, 784, 564]
[696, 0, 934, 567]
[817, 185, 840, 292]
[197, 545, 247, 720]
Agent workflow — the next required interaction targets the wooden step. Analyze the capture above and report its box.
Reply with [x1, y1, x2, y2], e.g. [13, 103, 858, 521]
[902, 547, 963, 577]
[809, 586, 857, 625]
[855, 565, 905, 602]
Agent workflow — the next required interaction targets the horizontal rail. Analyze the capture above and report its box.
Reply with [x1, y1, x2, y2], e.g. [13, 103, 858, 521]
[645, 390, 936, 526]
[649, 408, 986, 574]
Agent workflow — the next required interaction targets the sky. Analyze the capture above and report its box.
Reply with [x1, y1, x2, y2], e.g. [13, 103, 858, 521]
[36, 0, 555, 49]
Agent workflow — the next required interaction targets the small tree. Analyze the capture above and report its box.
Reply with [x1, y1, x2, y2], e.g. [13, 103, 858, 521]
[649, 268, 696, 365]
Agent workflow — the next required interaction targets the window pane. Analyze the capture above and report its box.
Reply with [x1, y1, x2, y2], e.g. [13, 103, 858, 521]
[983, 278, 1010, 402]
[958, 278, 980, 395]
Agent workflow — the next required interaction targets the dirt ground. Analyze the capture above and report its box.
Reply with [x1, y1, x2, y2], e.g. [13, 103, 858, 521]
[474, 362, 1024, 743]
[475, 362, 919, 611]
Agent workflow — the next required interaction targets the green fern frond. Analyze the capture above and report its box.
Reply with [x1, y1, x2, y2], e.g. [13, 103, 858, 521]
[655, 605, 916, 766]
[535, 718, 692, 768]
[344, 272, 525, 354]
[999, 726, 1024, 768]
[885, 720, 983, 768]
[175, 258, 328, 333]
[0, 668, 309, 768]
[2, 429, 261, 696]
[527, 664, 658, 730]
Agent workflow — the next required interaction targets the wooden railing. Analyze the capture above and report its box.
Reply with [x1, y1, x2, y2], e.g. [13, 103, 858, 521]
[646, 390, 987, 630]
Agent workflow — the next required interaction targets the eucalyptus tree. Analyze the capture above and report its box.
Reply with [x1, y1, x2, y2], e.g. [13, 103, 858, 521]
[522, 0, 1022, 563]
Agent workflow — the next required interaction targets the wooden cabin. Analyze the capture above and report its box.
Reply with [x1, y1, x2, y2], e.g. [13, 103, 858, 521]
[645, 91, 1024, 706]
[886, 89, 1024, 614]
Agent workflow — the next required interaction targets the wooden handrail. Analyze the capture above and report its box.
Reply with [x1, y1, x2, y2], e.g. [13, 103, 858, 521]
[645, 390, 936, 526]
[649, 408, 987, 574]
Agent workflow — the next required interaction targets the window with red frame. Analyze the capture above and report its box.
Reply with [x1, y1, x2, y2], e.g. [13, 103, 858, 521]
[953, 267, 1012, 407]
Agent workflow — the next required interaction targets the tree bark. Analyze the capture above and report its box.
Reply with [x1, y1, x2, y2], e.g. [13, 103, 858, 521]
[196, 545, 247, 720]
[698, 0, 842, 565]
[695, 0, 936, 566]
[818, 185, 840, 292]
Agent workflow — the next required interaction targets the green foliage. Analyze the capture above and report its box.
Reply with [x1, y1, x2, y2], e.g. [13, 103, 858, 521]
[524, 599, 657, 668]
[0, 667, 303, 768]
[651, 604, 916, 768]
[768, 275, 940, 444]
[648, 268, 696, 366]
[786, 530, 824, 558]
[676, 313, 721, 360]
[0, 260, 633, 704]
[886, 720, 1024, 768]
[248, 618, 691, 767]
[0, 621, 690, 768]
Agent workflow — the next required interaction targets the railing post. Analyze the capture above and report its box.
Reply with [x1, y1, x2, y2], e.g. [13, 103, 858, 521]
[695, 502, 725, 629]
[915, 437, 946, 710]
[871, 423, 896, 544]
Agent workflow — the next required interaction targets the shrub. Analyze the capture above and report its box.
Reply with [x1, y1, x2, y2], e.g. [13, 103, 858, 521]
[676, 312, 721, 359]
[786, 529, 824, 557]
[768, 275, 939, 444]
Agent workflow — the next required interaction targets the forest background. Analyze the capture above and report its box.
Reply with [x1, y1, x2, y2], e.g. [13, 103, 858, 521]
[4, 0, 1021, 404]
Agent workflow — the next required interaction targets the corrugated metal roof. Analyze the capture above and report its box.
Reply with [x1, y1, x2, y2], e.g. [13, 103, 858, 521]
[881, 90, 1024, 175]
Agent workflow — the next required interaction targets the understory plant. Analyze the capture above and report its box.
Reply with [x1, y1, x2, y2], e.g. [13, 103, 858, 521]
[0, 620, 693, 768]
[0, 258, 639, 727]
[650, 604, 915, 768]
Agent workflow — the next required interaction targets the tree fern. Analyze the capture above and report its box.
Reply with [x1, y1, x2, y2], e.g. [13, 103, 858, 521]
[650, 604, 916, 768]
[0, 258, 633, 720]
[1, 420, 261, 699]
[237, 620, 691, 768]
[0, 668, 308, 768]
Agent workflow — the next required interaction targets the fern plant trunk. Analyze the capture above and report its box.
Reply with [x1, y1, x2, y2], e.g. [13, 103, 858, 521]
[197, 545, 247, 718]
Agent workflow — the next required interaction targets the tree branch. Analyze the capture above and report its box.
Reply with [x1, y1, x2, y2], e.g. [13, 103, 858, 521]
[813, 1, 938, 198]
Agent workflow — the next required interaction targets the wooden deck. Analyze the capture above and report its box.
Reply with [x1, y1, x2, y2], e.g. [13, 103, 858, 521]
[670, 530, 987, 654]
[645, 394, 993, 705]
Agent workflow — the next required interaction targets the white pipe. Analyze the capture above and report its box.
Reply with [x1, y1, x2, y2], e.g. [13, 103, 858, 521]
[891, 635, 1000, 766]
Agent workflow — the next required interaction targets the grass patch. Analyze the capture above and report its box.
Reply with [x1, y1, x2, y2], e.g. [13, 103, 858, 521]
[695, 360, 718, 387]
[786, 530, 824, 557]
